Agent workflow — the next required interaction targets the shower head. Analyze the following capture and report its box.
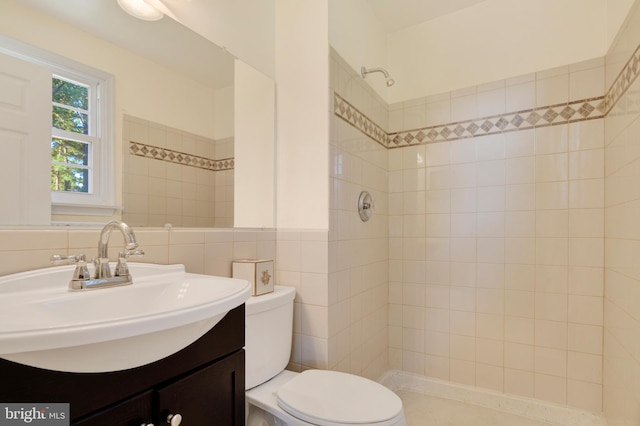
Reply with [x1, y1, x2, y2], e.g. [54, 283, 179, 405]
[361, 66, 395, 87]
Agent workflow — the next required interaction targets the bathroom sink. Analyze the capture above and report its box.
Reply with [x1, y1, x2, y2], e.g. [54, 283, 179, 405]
[0, 263, 250, 372]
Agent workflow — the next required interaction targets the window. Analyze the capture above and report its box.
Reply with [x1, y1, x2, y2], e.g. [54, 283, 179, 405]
[0, 35, 116, 216]
[49, 66, 115, 216]
[51, 75, 93, 194]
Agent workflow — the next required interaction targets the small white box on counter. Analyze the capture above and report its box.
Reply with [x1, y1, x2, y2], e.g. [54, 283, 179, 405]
[232, 259, 274, 296]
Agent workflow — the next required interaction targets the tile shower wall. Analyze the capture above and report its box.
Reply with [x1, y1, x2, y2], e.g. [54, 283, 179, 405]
[386, 63, 605, 410]
[327, 48, 390, 380]
[122, 115, 234, 228]
[333, 51, 608, 410]
[603, 1, 640, 424]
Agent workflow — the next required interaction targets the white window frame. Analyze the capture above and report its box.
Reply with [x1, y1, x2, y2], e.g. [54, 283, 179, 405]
[0, 34, 117, 217]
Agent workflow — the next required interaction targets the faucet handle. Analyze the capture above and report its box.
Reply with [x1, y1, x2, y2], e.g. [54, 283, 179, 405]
[51, 254, 91, 280]
[114, 250, 145, 277]
[123, 249, 145, 258]
[51, 254, 86, 265]
[72, 255, 91, 280]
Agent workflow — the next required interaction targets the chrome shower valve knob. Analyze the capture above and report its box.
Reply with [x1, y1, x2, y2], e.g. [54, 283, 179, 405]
[358, 190, 375, 222]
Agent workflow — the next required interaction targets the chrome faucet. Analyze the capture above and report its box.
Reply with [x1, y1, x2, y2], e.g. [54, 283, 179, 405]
[95, 220, 139, 279]
[51, 220, 144, 291]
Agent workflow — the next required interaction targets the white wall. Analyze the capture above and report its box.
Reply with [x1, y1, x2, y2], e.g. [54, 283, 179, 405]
[387, 0, 608, 102]
[329, 0, 633, 103]
[606, 0, 636, 47]
[234, 59, 275, 229]
[275, 0, 330, 230]
[329, 0, 388, 102]
[330, 0, 634, 105]
[156, 0, 275, 79]
[213, 86, 234, 140]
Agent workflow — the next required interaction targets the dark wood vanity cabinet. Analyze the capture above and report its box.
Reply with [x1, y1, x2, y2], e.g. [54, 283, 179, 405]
[0, 305, 246, 426]
[73, 391, 153, 426]
[156, 352, 243, 425]
[73, 351, 244, 426]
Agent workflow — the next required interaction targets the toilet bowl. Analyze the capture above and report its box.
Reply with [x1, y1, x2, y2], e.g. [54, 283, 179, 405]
[244, 286, 406, 426]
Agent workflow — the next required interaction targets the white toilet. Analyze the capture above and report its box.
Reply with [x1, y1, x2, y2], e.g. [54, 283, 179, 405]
[245, 285, 406, 426]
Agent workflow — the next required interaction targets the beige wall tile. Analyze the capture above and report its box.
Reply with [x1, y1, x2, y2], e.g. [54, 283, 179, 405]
[505, 342, 534, 371]
[535, 373, 567, 405]
[568, 380, 602, 412]
[476, 363, 504, 392]
[537, 74, 569, 106]
[505, 369, 534, 398]
[450, 359, 476, 386]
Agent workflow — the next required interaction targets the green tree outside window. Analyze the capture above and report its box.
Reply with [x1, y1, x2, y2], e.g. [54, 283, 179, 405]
[51, 77, 90, 193]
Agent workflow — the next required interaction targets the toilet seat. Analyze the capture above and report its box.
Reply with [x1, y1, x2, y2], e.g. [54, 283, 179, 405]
[276, 370, 403, 425]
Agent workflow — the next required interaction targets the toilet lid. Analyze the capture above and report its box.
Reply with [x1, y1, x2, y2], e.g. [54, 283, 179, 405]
[276, 370, 403, 425]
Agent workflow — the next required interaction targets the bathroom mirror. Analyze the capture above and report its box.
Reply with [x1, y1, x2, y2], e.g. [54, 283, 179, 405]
[0, 0, 275, 228]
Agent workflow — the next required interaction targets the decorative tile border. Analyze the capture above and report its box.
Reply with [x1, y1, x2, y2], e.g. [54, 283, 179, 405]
[129, 141, 234, 171]
[334, 38, 640, 149]
[333, 93, 390, 147]
[334, 93, 605, 149]
[605, 41, 640, 114]
[388, 97, 605, 148]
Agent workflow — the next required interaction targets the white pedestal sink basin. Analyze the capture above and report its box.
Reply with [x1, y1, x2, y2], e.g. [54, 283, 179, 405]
[0, 263, 250, 373]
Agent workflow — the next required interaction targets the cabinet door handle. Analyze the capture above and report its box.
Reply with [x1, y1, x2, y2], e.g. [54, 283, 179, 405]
[140, 424, 154, 426]
[166, 413, 182, 426]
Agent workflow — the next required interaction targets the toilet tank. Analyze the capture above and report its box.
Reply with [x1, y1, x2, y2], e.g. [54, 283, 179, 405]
[244, 285, 295, 389]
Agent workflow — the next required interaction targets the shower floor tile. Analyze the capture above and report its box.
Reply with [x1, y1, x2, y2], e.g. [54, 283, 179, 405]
[398, 390, 556, 426]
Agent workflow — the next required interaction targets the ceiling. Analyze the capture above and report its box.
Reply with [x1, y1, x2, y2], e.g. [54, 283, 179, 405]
[366, 0, 488, 33]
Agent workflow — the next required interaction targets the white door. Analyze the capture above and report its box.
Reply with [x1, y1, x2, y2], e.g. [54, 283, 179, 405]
[0, 52, 51, 224]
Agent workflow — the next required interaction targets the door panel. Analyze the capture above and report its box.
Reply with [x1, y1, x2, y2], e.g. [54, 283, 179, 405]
[73, 391, 153, 426]
[157, 351, 245, 425]
[0, 52, 52, 224]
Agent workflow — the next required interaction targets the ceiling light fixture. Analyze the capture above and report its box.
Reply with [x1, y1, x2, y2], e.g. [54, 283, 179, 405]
[116, 0, 164, 21]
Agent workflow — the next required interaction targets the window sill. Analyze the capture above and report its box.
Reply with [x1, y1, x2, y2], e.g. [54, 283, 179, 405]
[52, 203, 122, 217]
